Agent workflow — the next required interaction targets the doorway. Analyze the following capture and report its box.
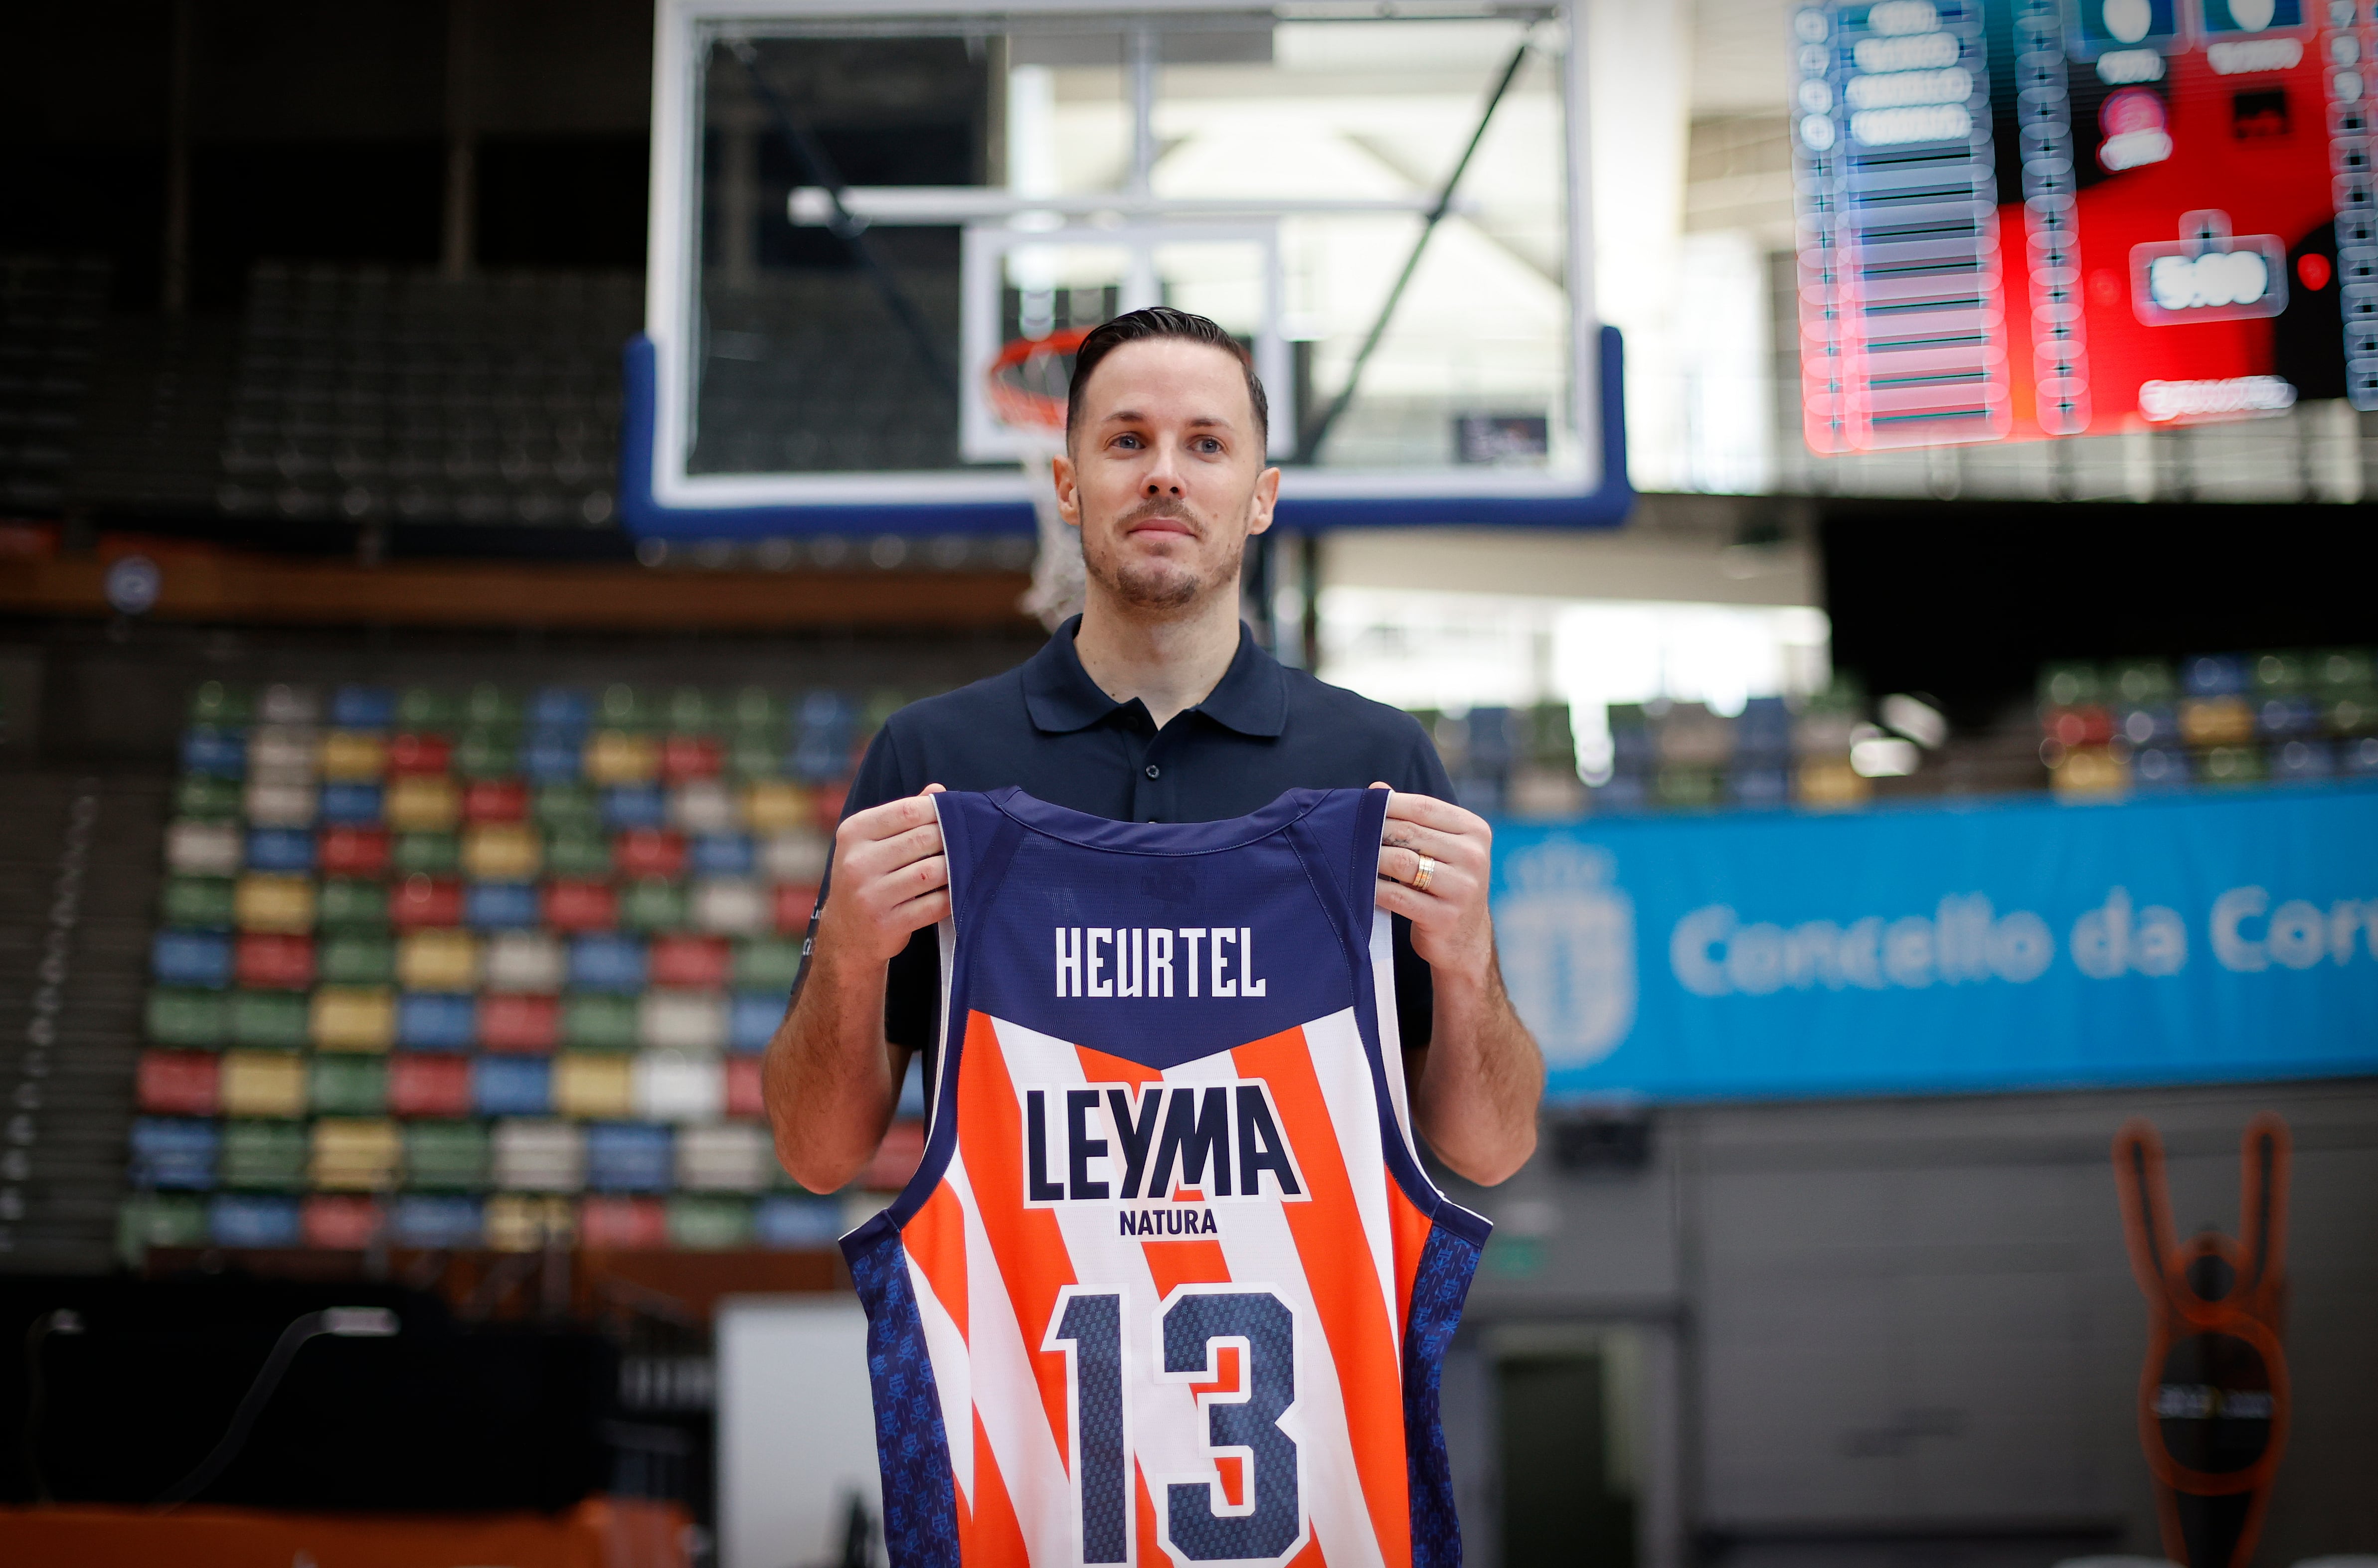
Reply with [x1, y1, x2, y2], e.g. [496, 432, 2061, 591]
[1493, 1326, 1642, 1568]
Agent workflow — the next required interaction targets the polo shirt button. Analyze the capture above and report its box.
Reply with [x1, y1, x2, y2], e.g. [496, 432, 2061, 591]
[1145, 764, 1161, 779]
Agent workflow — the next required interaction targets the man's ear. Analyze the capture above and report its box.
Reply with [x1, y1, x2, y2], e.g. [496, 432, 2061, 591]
[1051, 450, 1083, 531]
[1246, 464, 1282, 538]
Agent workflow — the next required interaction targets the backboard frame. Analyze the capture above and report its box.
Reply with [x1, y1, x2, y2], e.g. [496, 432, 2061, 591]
[623, 0, 1630, 539]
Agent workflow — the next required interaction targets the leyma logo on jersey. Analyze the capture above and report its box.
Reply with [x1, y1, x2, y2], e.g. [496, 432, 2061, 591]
[1020, 1079, 1311, 1236]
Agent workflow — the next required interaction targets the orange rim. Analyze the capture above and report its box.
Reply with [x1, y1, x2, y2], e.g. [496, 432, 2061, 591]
[986, 325, 1094, 432]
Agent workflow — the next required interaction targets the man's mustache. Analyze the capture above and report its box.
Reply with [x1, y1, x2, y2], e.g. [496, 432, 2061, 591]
[1116, 499, 1202, 535]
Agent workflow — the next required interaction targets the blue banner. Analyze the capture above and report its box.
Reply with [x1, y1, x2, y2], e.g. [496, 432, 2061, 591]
[1490, 783, 2378, 1101]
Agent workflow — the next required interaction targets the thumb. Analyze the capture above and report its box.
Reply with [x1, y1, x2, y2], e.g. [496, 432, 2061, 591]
[920, 783, 947, 795]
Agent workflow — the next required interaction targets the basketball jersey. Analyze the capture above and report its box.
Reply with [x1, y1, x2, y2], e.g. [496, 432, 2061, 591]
[842, 786, 1490, 1568]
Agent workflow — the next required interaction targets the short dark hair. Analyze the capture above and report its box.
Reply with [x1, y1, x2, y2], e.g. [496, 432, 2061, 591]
[1065, 306, 1269, 449]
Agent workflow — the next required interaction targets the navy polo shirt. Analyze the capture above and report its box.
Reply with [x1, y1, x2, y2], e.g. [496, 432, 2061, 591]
[817, 614, 1454, 1056]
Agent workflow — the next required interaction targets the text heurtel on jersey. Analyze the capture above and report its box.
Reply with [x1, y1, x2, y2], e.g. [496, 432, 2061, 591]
[1052, 926, 1268, 999]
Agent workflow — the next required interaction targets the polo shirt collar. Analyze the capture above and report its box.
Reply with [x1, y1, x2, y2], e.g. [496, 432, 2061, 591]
[1023, 615, 1288, 738]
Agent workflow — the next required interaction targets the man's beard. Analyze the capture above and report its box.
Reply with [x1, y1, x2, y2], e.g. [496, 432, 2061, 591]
[1082, 504, 1239, 612]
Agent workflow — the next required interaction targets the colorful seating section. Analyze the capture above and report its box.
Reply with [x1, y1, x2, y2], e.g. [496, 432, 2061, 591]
[124, 678, 926, 1253]
[1589, 688, 1873, 812]
[2040, 649, 2378, 797]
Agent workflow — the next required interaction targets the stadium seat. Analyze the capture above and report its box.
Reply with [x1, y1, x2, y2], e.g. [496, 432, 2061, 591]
[139, 1054, 222, 1116]
[667, 1195, 754, 1249]
[688, 832, 755, 877]
[213, 1193, 304, 1247]
[485, 1193, 575, 1250]
[693, 877, 769, 935]
[220, 1051, 307, 1117]
[580, 1195, 668, 1248]
[320, 826, 392, 877]
[318, 878, 388, 927]
[309, 1054, 389, 1116]
[568, 934, 645, 991]
[302, 1194, 383, 1248]
[321, 782, 383, 824]
[154, 931, 233, 988]
[389, 1055, 474, 1117]
[321, 730, 388, 780]
[727, 997, 780, 1056]
[480, 992, 560, 1053]
[464, 823, 542, 881]
[640, 991, 725, 1055]
[679, 1123, 772, 1192]
[484, 931, 565, 992]
[147, 989, 230, 1048]
[725, 1058, 765, 1118]
[311, 1118, 403, 1190]
[319, 933, 396, 985]
[390, 1194, 484, 1247]
[177, 776, 244, 819]
[634, 1051, 724, 1121]
[388, 774, 460, 832]
[493, 1119, 584, 1191]
[398, 992, 477, 1051]
[235, 873, 315, 932]
[131, 1118, 220, 1189]
[585, 1121, 672, 1191]
[390, 732, 454, 774]
[404, 1120, 491, 1190]
[332, 685, 397, 729]
[311, 985, 396, 1048]
[236, 933, 315, 989]
[231, 989, 310, 1049]
[755, 1194, 844, 1249]
[250, 723, 318, 772]
[222, 1119, 310, 1189]
[245, 778, 318, 829]
[650, 934, 731, 989]
[473, 1055, 551, 1116]
[555, 1054, 636, 1119]
[168, 819, 244, 876]
[563, 993, 639, 1053]
[398, 928, 480, 991]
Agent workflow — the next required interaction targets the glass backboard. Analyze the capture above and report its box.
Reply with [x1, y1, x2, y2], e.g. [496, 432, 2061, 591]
[624, 0, 1627, 538]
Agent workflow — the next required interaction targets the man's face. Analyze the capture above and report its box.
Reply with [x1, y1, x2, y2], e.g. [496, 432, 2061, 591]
[1054, 338, 1279, 614]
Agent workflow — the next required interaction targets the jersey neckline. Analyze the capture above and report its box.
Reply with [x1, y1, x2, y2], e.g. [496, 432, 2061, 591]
[982, 784, 1340, 855]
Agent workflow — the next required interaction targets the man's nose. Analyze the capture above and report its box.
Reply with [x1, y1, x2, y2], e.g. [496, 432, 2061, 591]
[1141, 444, 1186, 496]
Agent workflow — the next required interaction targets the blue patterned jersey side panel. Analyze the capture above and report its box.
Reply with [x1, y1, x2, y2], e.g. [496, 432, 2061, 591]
[1404, 1220, 1485, 1568]
[845, 1221, 962, 1568]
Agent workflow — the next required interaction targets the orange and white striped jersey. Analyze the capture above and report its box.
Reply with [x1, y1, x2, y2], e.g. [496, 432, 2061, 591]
[843, 787, 1489, 1568]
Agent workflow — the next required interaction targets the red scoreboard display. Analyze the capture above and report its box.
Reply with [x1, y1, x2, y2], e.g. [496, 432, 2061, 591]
[1791, 0, 2363, 452]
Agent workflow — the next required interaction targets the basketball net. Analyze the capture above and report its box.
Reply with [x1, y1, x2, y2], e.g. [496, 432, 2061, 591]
[987, 328, 1092, 631]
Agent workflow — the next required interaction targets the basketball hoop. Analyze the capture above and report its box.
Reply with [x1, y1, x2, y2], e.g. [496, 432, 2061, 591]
[988, 327, 1094, 631]
[986, 325, 1091, 438]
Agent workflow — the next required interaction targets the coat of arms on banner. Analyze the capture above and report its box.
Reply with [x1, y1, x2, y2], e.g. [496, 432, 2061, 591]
[1495, 838, 1635, 1068]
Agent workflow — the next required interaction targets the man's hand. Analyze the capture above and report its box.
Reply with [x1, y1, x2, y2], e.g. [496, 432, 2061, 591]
[764, 785, 947, 1193]
[815, 786, 950, 963]
[1371, 784, 1543, 1186]
[1372, 788, 1497, 988]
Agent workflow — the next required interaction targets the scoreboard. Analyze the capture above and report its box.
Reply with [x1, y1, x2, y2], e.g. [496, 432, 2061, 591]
[1790, 0, 2364, 451]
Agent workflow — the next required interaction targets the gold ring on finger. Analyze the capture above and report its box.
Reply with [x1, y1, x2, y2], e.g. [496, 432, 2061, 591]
[1410, 854, 1436, 894]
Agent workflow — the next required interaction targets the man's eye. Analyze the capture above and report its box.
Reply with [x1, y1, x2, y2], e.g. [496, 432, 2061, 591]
[1111, 434, 1142, 450]
[1194, 438, 1223, 455]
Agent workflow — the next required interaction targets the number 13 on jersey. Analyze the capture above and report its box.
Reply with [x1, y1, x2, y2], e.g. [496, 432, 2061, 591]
[1046, 1284, 1306, 1568]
